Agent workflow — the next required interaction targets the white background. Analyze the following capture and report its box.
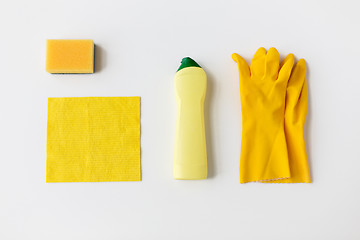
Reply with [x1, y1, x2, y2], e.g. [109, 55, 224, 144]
[1, 0, 359, 239]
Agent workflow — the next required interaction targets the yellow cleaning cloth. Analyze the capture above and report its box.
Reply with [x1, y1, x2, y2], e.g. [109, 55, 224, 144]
[46, 97, 141, 182]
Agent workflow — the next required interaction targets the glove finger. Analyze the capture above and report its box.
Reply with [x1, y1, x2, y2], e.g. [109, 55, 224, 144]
[286, 77, 308, 123]
[288, 58, 307, 87]
[288, 59, 307, 94]
[265, 47, 280, 79]
[297, 77, 308, 112]
[232, 53, 250, 82]
[250, 47, 266, 78]
[280, 53, 294, 69]
[278, 53, 294, 84]
[286, 59, 307, 107]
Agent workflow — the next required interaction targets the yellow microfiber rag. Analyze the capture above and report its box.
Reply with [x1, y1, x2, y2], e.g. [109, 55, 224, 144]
[232, 47, 311, 183]
[46, 97, 141, 182]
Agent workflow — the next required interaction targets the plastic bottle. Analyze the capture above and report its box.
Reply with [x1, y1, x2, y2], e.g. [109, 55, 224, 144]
[173, 57, 207, 180]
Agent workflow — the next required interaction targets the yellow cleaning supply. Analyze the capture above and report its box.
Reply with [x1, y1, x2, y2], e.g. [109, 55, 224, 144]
[232, 48, 294, 183]
[46, 97, 141, 182]
[46, 39, 94, 73]
[272, 58, 311, 183]
[173, 57, 207, 180]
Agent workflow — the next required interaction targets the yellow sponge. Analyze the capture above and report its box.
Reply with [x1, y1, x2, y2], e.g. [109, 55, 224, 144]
[46, 39, 94, 73]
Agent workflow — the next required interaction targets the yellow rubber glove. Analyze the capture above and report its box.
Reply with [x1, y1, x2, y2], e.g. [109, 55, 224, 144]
[232, 47, 294, 183]
[272, 58, 311, 183]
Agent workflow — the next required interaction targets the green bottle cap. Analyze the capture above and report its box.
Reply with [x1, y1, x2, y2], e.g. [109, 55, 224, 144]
[177, 57, 201, 72]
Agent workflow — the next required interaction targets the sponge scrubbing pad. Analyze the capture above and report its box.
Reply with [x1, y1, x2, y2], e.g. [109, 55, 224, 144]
[46, 39, 94, 73]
